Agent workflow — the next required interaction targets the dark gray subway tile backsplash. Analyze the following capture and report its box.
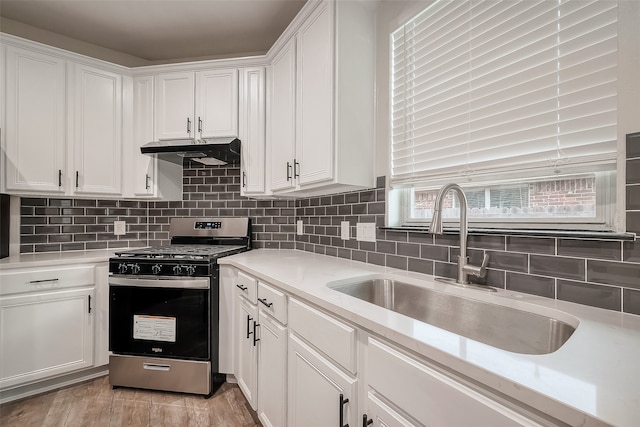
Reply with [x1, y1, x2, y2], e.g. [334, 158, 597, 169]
[18, 156, 640, 316]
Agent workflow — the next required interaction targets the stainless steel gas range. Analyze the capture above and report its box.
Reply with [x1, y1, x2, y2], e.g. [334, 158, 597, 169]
[107, 217, 251, 397]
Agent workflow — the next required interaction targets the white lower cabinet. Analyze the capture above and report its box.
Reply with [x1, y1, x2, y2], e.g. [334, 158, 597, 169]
[228, 268, 560, 427]
[257, 311, 287, 427]
[288, 333, 358, 427]
[364, 337, 547, 427]
[236, 293, 259, 408]
[234, 272, 288, 426]
[366, 392, 421, 427]
[0, 288, 94, 389]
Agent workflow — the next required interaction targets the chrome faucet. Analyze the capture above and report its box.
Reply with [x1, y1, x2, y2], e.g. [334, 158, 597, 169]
[429, 183, 489, 285]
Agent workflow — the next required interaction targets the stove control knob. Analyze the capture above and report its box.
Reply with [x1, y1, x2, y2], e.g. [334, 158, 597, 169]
[185, 265, 197, 276]
[130, 264, 141, 274]
[172, 265, 183, 275]
[152, 264, 162, 275]
[118, 263, 128, 274]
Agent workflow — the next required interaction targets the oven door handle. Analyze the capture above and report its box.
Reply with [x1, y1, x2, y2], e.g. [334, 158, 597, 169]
[109, 276, 210, 289]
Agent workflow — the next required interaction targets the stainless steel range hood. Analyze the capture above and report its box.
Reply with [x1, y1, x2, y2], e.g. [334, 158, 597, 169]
[140, 137, 241, 165]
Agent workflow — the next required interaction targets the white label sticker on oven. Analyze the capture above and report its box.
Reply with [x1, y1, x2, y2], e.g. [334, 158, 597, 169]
[133, 315, 176, 342]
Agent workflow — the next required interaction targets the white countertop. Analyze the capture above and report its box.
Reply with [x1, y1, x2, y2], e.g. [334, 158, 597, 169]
[220, 249, 640, 427]
[0, 249, 115, 269]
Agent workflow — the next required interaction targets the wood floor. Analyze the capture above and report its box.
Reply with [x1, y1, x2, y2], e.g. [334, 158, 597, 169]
[0, 376, 262, 427]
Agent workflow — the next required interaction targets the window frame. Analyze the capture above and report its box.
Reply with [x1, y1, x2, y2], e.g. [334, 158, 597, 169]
[383, 0, 634, 233]
[395, 171, 617, 231]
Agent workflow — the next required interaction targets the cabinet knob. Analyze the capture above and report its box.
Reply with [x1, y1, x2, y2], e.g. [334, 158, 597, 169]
[145, 174, 150, 190]
[362, 414, 373, 426]
[198, 117, 203, 134]
[187, 118, 191, 134]
[286, 162, 292, 181]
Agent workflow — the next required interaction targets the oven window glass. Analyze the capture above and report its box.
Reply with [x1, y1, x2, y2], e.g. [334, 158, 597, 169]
[109, 286, 210, 360]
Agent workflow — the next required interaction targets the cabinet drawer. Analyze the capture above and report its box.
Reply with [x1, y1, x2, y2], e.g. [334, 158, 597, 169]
[257, 281, 287, 324]
[367, 337, 543, 427]
[0, 265, 95, 296]
[235, 271, 257, 303]
[289, 298, 356, 374]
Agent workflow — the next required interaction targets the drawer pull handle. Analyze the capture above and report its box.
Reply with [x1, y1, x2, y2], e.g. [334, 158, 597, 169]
[143, 363, 171, 371]
[258, 298, 273, 308]
[236, 284, 248, 291]
[339, 394, 349, 427]
[362, 415, 373, 426]
[29, 278, 59, 284]
[252, 320, 260, 347]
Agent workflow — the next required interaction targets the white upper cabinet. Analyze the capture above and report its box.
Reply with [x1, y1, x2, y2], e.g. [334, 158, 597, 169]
[197, 69, 239, 138]
[125, 76, 182, 199]
[154, 71, 195, 140]
[155, 69, 238, 140]
[269, 39, 297, 192]
[71, 63, 122, 195]
[131, 76, 156, 196]
[295, 2, 333, 187]
[239, 67, 267, 196]
[267, 0, 376, 196]
[4, 47, 67, 193]
[3, 43, 125, 197]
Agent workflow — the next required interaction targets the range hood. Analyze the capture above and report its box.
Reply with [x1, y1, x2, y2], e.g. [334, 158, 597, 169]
[140, 137, 241, 165]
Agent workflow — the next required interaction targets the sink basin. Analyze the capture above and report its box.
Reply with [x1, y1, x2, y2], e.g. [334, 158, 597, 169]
[330, 278, 577, 355]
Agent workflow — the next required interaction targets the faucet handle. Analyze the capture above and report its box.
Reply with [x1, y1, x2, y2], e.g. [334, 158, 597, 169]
[463, 254, 490, 279]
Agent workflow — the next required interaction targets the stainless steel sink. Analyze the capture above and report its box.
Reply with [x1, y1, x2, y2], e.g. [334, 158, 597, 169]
[330, 278, 577, 355]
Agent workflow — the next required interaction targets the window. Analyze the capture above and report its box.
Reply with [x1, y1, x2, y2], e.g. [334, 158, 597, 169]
[390, 0, 619, 230]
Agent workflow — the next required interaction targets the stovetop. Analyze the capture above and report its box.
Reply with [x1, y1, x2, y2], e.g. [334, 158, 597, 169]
[114, 244, 247, 260]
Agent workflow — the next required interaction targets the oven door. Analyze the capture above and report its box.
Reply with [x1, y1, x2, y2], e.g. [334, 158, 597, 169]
[109, 276, 211, 360]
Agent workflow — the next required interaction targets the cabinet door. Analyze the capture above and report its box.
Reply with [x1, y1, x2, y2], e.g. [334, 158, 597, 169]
[269, 39, 297, 192]
[239, 67, 266, 196]
[367, 338, 542, 427]
[288, 333, 357, 427]
[236, 295, 258, 410]
[257, 311, 287, 427]
[0, 288, 94, 389]
[196, 69, 238, 138]
[296, 2, 334, 187]
[366, 392, 423, 427]
[73, 64, 122, 195]
[155, 72, 195, 140]
[131, 76, 155, 196]
[4, 47, 66, 193]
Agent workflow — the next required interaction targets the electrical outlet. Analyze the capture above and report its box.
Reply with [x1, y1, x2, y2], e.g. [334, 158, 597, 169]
[340, 221, 350, 240]
[114, 221, 126, 236]
[297, 220, 304, 236]
[356, 223, 376, 242]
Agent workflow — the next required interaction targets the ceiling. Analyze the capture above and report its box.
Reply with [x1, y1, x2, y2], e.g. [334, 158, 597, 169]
[0, 0, 308, 64]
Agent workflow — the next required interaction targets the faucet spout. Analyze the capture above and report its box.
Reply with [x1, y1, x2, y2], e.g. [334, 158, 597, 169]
[429, 183, 488, 285]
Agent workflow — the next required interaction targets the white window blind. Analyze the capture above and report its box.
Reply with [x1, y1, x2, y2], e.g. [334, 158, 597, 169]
[391, 0, 618, 187]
